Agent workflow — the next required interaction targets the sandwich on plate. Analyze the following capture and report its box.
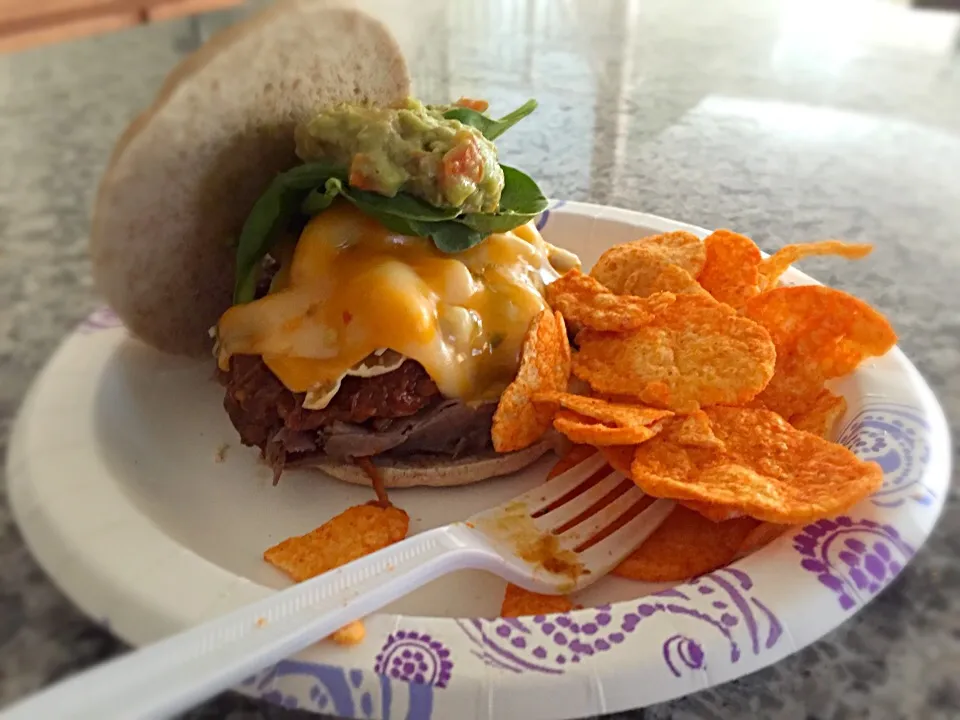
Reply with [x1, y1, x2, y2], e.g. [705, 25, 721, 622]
[91, 0, 579, 495]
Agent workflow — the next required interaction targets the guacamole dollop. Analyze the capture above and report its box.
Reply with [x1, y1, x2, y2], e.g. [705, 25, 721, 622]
[294, 98, 504, 213]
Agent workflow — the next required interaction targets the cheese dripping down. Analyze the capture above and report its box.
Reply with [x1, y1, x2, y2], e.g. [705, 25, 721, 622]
[216, 201, 579, 406]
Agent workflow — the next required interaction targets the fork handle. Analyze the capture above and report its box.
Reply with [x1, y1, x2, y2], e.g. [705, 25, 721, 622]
[1, 524, 492, 720]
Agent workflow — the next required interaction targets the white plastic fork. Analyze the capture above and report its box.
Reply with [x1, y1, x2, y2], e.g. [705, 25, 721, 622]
[0, 453, 674, 720]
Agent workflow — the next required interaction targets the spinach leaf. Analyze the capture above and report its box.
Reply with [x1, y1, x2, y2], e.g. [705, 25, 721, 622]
[423, 221, 485, 253]
[234, 163, 345, 303]
[442, 99, 537, 141]
[458, 165, 549, 234]
[300, 179, 340, 215]
[498, 165, 549, 214]
[335, 180, 461, 222]
[331, 192, 483, 253]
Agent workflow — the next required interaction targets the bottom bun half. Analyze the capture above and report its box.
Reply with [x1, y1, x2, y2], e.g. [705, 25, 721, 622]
[297, 442, 554, 489]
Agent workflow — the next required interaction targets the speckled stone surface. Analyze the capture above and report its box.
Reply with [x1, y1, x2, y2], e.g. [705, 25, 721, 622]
[0, 0, 958, 718]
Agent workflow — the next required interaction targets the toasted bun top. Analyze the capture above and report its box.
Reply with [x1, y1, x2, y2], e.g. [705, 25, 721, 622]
[91, 0, 411, 356]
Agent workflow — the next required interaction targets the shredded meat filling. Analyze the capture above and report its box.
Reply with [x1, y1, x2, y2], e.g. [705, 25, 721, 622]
[218, 356, 494, 483]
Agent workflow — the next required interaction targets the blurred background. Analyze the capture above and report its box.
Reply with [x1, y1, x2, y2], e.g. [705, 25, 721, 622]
[2, 0, 960, 53]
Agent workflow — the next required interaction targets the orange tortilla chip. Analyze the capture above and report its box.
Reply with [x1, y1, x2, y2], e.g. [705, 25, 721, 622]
[547, 444, 599, 480]
[492, 310, 571, 452]
[546, 269, 677, 331]
[697, 230, 762, 308]
[591, 231, 705, 294]
[644, 264, 715, 300]
[600, 445, 636, 477]
[759, 241, 872, 290]
[744, 286, 896, 417]
[264, 504, 409, 582]
[734, 522, 789, 559]
[501, 583, 574, 617]
[630, 407, 883, 524]
[552, 408, 668, 446]
[573, 295, 775, 412]
[789, 389, 847, 439]
[535, 393, 673, 431]
[613, 505, 760, 582]
[642, 231, 707, 276]
[745, 354, 824, 420]
[745, 285, 897, 378]
[617, 246, 676, 297]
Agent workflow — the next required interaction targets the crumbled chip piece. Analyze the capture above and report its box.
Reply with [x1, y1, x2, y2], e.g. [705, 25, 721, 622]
[613, 505, 760, 582]
[501, 583, 574, 617]
[672, 410, 725, 450]
[759, 241, 872, 290]
[547, 444, 599, 480]
[331, 620, 366, 646]
[744, 286, 896, 417]
[546, 269, 677, 331]
[264, 504, 409, 582]
[630, 407, 884, 524]
[591, 231, 705, 293]
[697, 230, 762, 308]
[492, 310, 571, 452]
[789, 389, 847, 439]
[573, 295, 775, 412]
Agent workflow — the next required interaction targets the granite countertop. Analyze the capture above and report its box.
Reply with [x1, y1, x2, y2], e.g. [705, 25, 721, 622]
[1, 0, 958, 718]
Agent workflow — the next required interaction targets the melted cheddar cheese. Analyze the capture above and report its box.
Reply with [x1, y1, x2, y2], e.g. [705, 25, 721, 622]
[217, 202, 579, 404]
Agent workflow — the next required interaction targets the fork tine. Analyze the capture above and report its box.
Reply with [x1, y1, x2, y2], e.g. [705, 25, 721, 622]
[537, 469, 624, 532]
[577, 498, 676, 574]
[556, 484, 648, 550]
[512, 451, 610, 513]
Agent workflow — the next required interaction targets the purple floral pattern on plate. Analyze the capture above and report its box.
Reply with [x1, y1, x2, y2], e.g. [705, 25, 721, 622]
[374, 630, 453, 688]
[794, 516, 915, 610]
[78, 306, 122, 333]
[241, 660, 435, 719]
[837, 402, 934, 508]
[455, 568, 782, 677]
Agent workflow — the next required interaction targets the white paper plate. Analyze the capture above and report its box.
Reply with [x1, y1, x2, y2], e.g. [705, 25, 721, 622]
[7, 203, 950, 720]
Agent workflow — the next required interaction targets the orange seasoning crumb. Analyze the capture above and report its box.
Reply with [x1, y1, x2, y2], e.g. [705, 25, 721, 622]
[256, 617, 267, 628]
[455, 97, 489, 112]
[331, 620, 366, 646]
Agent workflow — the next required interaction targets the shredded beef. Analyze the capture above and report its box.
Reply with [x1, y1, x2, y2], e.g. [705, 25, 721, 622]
[218, 356, 492, 482]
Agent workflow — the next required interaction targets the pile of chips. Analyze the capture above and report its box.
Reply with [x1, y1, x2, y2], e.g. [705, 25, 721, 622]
[263, 227, 896, 623]
[491, 228, 894, 604]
